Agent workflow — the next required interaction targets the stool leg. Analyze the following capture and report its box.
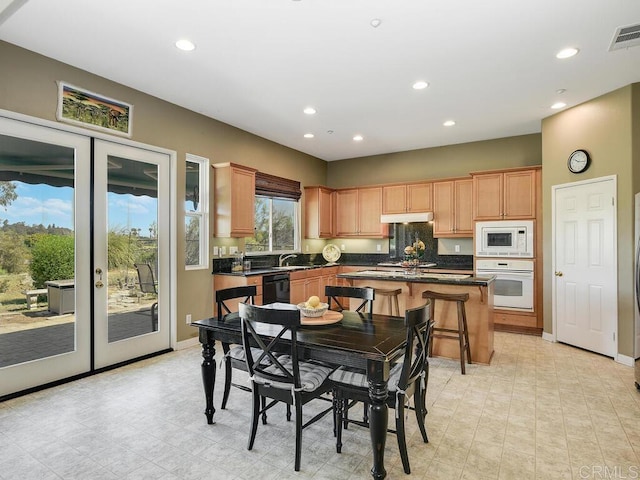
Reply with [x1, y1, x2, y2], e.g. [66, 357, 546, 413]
[387, 296, 392, 316]
[393, 294, 400, 317]
[457, 301, 466, 375]
[461, 304, 472, 366]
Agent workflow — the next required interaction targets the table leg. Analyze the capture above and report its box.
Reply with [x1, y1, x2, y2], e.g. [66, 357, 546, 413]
[368, 378, 389, 480]
[199, 329, 216, 424]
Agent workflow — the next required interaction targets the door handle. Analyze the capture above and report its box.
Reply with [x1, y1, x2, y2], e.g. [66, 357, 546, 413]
[555, 271, 563, 277]
[95, 281, 104, 288]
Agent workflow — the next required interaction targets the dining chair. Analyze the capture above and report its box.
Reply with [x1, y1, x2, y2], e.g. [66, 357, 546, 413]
[216, 286, 257, 410]
[325, 285, 375, 313]
[329, 303, 433, 474]
[134, 263, 158, 330]
[239, 303, 335, 472]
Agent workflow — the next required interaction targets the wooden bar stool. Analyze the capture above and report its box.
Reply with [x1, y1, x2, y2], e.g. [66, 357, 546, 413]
[421, 290, 471, 374]
[371, 287, 402, 316]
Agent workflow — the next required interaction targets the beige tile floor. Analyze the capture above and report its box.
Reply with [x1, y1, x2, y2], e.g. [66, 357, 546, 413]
[0, 331, 638, 479]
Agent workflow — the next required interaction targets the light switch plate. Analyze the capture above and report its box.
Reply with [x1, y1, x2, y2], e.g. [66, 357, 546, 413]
[220, 246, 226, 256]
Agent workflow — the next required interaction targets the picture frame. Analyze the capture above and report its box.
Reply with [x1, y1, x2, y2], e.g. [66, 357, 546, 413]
[56, 81, 133, 137]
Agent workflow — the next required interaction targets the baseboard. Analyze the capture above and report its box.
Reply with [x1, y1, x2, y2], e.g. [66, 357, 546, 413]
[616, 353, 634, 367]
[176, 336, 200, 350]
[542, 331, 555, 343]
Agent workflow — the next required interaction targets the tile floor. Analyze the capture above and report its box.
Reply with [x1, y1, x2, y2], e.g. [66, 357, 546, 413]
[0, 332, 638, 479]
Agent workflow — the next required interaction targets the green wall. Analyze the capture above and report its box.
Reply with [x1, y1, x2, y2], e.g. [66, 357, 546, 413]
[541, 85, 637, 358]
[0, 41, 327, 343]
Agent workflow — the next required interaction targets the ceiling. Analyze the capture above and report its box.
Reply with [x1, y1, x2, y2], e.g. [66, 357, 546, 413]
[1, 0, 640, 162]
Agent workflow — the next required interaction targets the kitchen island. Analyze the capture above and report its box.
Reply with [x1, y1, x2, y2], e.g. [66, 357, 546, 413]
[337, 269, 495, 364]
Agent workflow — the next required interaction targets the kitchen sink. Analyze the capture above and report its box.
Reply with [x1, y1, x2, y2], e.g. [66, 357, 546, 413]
[271, 266, 313, 271]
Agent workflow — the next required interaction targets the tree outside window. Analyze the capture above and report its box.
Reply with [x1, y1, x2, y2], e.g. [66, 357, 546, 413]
[246, 196, 298, 253]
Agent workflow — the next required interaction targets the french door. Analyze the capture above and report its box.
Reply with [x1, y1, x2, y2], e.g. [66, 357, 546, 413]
[0, 115, 172, 398]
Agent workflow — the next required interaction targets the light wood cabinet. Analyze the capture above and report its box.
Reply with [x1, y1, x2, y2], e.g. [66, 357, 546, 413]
[213, 163, 257, 237]
[290, 269, 323, 305]
[335, 186, 387, 237]
[432, 178, 473, 237]
[304, 186, 334, 238]
[472, 168, 538, 220]
[382, 182, 432, 214]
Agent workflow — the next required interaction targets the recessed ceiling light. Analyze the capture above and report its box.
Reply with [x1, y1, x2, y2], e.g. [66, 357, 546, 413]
[175, 39, 195, 51]
[412, 81, 429, 90]
[353, 135, 363, 142]
[370, 18, 381, 28]
[551, 102, 567, 109]
[303, 107, 316, 115]
[304, 133, 314, 139]
[556, 47, 579, 59]
[443, 120, 456, 127]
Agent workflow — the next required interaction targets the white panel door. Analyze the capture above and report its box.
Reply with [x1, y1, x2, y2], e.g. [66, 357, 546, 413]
[554, 177, 617, 357]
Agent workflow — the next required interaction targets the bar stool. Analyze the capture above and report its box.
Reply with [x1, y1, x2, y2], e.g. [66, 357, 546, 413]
[371, 287, 402, 316]
[421, 290, 471, 374]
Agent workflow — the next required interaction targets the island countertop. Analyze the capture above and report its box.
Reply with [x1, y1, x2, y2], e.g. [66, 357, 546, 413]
[337, 269, 495, 286]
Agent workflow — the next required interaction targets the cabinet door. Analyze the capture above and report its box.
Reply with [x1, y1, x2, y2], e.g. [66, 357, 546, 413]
[503, 170, 536, 219]
[230, 166, 256, 236]
[290, 278, 306, 305]
[305, 186, 334, 238]
[472, 172, 503, 220]
[454, 179, 473, 235]
[382, 185, 407, 214]
[357, 187, 384, 236]
[335, 189, 359, 236]
[305, 276, 320, 300]
[433, 181, 455, 236]
[407, 182, 432, 213]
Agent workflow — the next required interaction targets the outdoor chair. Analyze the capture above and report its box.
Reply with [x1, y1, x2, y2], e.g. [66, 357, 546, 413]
[134, 263, 158, 330]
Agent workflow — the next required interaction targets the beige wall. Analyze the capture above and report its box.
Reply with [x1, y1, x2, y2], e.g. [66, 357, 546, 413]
[0, 41, 327, 343]
[326, 134, 542, 188]
[541, 85, 636, 358]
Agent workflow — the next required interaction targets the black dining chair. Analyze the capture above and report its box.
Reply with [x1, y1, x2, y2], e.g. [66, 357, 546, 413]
[329, 303, 434, 474]
[325, 285, 375, 313]
[216, 286, 257, 410]
[239, 303, 335, 472]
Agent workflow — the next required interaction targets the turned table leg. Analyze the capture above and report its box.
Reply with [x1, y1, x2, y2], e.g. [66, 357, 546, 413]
[199, 329, 216, 424]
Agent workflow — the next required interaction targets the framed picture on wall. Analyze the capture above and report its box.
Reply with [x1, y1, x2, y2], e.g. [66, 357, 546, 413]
[56, 81, 133, 137]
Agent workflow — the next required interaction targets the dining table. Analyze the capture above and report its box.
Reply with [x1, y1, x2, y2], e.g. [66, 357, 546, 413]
[192, 305, 411, 480]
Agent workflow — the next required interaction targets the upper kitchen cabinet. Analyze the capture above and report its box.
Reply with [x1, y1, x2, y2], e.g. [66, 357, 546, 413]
[304, 186, 334, 239]
[212, 162, 257, 237]
[433, 178, 473, 237]
[382, 182, 432, 214]
[335, 186, 388, 237]
[472, 167, 540, 220]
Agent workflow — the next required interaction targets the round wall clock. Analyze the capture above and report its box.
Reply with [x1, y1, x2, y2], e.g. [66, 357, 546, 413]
[567, 149, 591, 173]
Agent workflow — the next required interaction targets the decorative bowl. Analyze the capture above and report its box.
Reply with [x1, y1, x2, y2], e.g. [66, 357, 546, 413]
[297, 302, 329, 318]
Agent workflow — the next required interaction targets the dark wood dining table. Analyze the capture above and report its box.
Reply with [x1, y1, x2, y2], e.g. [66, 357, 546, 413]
[192, 307, 409, 480]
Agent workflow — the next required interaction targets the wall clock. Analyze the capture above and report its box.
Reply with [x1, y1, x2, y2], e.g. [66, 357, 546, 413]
[567, 149, 591, 173]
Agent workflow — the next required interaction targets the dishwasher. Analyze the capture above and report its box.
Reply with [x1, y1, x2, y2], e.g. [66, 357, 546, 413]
[262, 273, 290, 304]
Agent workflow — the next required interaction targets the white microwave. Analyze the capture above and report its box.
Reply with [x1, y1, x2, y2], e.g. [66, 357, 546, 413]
[475, 220, 534, 257]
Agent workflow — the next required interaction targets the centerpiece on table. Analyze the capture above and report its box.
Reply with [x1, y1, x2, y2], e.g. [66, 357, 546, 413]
[402, 238, 425, 274]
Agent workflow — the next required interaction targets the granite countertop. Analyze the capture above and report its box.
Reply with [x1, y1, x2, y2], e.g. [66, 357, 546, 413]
[337, 269, 494, 286]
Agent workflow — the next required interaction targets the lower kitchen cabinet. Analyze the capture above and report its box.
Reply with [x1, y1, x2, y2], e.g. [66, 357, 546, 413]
[213, 274, 263, 308]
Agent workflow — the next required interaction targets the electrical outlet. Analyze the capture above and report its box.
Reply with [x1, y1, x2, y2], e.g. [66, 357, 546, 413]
[376, 244, 381, 252]
[306, 244, 309, 252]
[213, 246, 219, 256]
[455, 244, 460, 253]
[220, 246, 226, 256]
[340, 244, 345, 251]
[229, 246, 238, 254]
[186, 314, 192, 324]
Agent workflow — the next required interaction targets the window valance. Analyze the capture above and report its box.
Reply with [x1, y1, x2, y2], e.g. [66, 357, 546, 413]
[255, 171, 301, 201]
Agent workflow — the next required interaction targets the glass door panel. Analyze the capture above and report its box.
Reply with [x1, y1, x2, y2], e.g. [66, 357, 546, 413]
[93, 140, 170, 368]
[0, 116, 91, 397]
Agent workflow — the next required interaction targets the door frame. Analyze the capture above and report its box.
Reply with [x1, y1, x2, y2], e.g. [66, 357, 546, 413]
[0, 108, 178, 351]
[551, 174, 618, 358]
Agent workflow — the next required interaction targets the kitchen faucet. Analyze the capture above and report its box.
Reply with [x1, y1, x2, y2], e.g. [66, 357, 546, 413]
[279, 253, 297, 267]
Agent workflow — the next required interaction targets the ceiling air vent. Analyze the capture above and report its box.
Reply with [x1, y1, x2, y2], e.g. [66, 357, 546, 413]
[609, 24, 640, 51]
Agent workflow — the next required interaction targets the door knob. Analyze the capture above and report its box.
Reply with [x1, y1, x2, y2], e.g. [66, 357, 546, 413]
[555, 271, 563, 277]
[95, 281, 104, 288]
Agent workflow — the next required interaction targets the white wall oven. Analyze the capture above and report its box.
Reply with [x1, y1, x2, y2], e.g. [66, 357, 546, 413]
[476, 259, 534, 311]
[475, 220, 534, 258]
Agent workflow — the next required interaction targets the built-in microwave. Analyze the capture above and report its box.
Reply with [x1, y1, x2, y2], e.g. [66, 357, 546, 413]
[475, 220, 534, 258]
